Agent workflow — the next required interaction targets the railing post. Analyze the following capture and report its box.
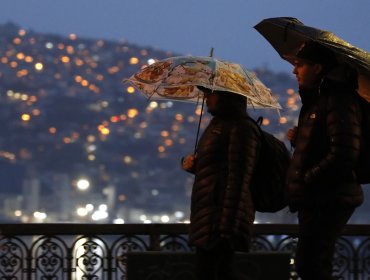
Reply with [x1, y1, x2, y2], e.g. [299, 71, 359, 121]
[106, 247, 113, 280]
[149, 233, 161, 251]
[353, 249, 359, 280]
[66, 253, 73, 280]
[26, 249, 32, 280]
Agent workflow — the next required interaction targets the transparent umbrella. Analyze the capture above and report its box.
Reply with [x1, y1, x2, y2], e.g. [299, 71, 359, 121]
[125, 55, 281, 109]
[124, 54, 281, 152]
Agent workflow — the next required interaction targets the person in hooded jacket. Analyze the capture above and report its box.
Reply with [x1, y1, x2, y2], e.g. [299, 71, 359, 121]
[181, 87, 261, 280]
[286, 41, 364, 280]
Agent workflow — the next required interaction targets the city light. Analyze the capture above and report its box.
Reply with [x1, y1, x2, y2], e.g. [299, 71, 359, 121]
[161, 215, 170, 223]
[195, 106, 202, 116]
[76, 178, 90, 190]
[123, 155, 133, 164]
[147, 58, 156, 65]
[160, 131, 169, 137]
[164, 139, 173, 146]
[129, 57, 139, 65]
[174, 211, 184, 219]
[45, 42, 54, 49]
[34, 62, 44, 71]
[88, 154, 96, 161]
[287, 88, 295, 95]
[16, 52, 25, 60]
[149, 101, 158, 109]
[14, 210, 22, 217]
[18, 29, 26, 37]
[86, 204, 94, 212]
[32, 109, 41, 116]
[87, 144, 97, 152]
[13, 37, 21, 45]
[262, 118, 270, 126]
[91, 210, 108, 221]
[10, 61, 18, 68]
[113, 218, 125, 224]
[99, 204, 108, 211]
[100, 127, 110, 135]
[76, 207, 88, 217]
[0, 151, 16, 161]
[139, 122, 148, 128]
[33, 211, 47, 220]
[69, 34, 77, 40]
[175, 114, 184, 121]
[81, 80, 89, 87]
[87, 135, 96, 142]
[127, 108, 139, 118]
[139, 215, 147, 221]
[25, 56, 33, 63]
[21, 114, 31, 122]
[110, 116, 120, 123]
[127, 86, 135, 94]
[279, 117, 288, 124]
[49, 127, 57, 134]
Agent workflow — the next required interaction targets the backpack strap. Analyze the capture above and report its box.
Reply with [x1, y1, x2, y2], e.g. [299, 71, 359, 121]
[246, 116, 264, 139]
[256, 116, 263, 126]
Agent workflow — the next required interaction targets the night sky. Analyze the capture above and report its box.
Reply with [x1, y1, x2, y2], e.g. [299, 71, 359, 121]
[1, 0, 369, 72]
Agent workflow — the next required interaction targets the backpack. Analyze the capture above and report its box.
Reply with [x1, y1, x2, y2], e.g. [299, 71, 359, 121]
[248, 117, 290, 213]
[356, 96, 370, 184]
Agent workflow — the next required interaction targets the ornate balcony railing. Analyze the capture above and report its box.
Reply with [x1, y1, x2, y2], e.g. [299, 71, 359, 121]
[1, 223, 370, 280]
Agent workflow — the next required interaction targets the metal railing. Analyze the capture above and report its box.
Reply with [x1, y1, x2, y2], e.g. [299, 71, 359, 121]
[1, 223, 370, 280]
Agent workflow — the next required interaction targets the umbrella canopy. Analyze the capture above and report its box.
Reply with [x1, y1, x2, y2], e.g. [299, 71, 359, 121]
[124, 56, 281, 109]
[254, 17, 370, 102]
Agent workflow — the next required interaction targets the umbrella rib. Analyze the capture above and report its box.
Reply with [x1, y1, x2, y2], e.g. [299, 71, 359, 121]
[241, 68, 261, 101]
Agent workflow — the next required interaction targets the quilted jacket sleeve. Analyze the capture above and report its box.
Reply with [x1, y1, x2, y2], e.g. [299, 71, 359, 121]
[304, 93, 362, 184]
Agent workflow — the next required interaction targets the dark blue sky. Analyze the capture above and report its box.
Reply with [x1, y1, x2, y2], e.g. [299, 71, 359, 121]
[1, 0, 370, 72]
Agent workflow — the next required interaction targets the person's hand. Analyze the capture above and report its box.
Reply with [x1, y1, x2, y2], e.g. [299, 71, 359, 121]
[287, 126, 298, 147]
[181, 154, 196, 171]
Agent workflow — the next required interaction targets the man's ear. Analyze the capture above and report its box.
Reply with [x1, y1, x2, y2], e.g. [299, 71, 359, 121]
[313, 63, 324, 75]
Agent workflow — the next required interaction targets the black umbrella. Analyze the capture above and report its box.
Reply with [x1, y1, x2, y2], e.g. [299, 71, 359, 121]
[254, 17, 370, 102]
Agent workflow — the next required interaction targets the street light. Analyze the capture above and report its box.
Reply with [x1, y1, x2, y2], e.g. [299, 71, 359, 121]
[76, 178, 90, 191]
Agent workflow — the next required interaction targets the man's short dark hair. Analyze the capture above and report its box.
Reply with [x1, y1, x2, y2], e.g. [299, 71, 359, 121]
[295, 41, 337, 67]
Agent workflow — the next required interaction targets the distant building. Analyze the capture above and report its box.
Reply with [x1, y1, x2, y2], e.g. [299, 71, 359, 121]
[52, 173, 71, 221]
[22, 176, 40, 216]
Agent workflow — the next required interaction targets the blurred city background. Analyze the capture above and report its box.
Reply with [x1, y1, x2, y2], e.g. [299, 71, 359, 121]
[0, 22, 369, 225]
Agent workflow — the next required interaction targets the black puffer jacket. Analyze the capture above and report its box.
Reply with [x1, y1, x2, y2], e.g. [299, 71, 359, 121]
[188, 96, 260, 249]
[286, 78, 364, 209]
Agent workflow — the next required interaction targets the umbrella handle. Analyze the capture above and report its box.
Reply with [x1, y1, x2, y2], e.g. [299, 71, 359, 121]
[194, 47, 213, 154]
[194, 93, 206, 154]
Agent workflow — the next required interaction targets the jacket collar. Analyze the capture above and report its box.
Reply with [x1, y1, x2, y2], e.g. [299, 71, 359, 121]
[299, 76, 357, 105]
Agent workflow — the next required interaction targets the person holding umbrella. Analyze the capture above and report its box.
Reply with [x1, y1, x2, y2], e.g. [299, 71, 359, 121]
[125, 53, 281, 280]
[284, 41, 363, 280]
[254, 17, 370, 279]
[182, 86, 261, 280]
